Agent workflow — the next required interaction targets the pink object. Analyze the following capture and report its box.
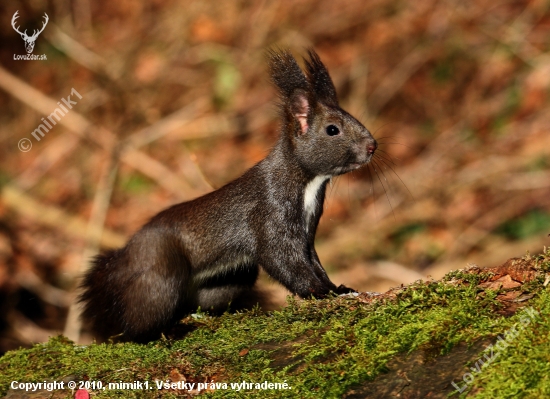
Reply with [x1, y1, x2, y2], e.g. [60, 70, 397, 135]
[75, 389, 89, 399]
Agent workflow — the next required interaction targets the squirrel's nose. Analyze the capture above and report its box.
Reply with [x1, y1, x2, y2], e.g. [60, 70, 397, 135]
[367, 140, 377, 155]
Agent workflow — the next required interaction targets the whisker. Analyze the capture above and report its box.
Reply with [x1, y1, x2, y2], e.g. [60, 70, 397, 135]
[376, 157, 415, 201]
[374, 135, 405, 140]
[374, 159, 396, 198]
[366, 164, 377, 218]
[376, 141, 413, 149]
[376, 149, 400, 158]
[371, 159, 396, 220]
[372, 123, 392, 136]
[347, 171, 351, 210]
[374, 151, 399, 166]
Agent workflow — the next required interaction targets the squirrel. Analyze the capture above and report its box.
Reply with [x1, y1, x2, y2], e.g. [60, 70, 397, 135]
[79, 49, 377, 342]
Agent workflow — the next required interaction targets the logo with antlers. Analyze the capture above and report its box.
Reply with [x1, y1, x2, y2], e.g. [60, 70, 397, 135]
[11, 11, 49, 54]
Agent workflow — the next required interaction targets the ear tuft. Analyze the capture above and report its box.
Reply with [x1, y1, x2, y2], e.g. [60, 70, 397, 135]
[304, 49, 339, 107]
[267, 49, 309, 99]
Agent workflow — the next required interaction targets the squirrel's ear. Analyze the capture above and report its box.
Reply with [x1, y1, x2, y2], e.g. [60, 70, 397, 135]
[290, 90, 310, 135]
[304, 49, 339, 107]
[268, 49, 311, 135]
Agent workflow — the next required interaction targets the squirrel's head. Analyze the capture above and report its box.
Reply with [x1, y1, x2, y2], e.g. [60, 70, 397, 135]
[268, 49, 377, 177]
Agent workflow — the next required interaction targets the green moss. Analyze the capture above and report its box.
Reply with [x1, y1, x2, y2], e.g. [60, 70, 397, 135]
[448, 288, 550, 398]
[1, 249, 549, 398]
[463, 251, 550, 399]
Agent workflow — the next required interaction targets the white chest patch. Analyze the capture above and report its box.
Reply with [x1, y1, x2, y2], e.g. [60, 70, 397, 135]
[303, 175, 330, 231]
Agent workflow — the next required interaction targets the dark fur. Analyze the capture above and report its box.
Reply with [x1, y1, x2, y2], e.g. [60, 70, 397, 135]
[79, 49, 377, 342]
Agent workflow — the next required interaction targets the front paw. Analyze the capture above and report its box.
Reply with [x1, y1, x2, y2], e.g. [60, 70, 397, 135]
[334, 284, 357, 295]
[299, 284, 332, 299]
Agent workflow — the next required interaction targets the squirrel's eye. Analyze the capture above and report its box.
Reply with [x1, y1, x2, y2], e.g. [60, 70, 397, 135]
[326, 125, 340, 136]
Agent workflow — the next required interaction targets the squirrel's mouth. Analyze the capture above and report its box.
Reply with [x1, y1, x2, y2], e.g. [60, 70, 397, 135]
[350, 155, 374, 169]
[332, 162, 365, 175]
[331, 154, 374, 175]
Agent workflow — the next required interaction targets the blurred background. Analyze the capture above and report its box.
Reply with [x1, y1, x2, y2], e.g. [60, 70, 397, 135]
[0, 0, 549, 352]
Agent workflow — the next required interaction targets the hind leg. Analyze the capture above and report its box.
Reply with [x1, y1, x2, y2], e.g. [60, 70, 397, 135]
[197, 264, 260, 313]
[120, 265, 191, 341]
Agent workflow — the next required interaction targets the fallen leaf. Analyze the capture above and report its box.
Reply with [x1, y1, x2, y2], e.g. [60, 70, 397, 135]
[170, 369, 186, 382]
[497, 291, 521, 302]
[239, 348, 249, 356]
[478, 275, 521, 290]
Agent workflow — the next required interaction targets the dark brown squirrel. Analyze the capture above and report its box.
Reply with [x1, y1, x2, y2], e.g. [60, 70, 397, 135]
[79, 49, 377, 342]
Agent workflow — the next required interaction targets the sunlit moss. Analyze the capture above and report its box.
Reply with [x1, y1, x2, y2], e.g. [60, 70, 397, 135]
[1, 249, 549, 398]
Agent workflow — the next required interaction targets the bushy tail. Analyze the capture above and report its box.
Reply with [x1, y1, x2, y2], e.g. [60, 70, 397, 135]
[78, 241, 192, 343]
[78, 249, 127, 341]
[79, 246, 272, 342]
